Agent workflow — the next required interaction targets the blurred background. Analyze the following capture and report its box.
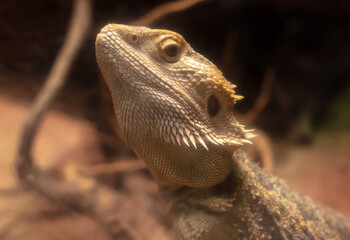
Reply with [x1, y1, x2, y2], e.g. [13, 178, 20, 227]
[0, 0, 349, 239]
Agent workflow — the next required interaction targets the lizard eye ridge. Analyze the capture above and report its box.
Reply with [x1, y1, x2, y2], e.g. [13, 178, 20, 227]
[159, 37, 181, 62]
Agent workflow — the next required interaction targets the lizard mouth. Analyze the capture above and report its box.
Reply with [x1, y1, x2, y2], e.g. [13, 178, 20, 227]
[95, 25, 121, 85]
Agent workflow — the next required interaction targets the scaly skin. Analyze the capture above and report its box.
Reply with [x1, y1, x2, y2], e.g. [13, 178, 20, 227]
[95, 24, 350, 240]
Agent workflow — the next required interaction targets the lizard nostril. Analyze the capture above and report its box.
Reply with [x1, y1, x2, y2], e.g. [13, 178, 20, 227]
[131, 34, 138, 42]
[207, 94, 220, 117]
[127, 33, 139, 43]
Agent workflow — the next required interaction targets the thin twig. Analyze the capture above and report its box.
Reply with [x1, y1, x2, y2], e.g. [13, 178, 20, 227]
[241, 68, 275, 125]
[239, 68, 276, 172]
[79, 159, 145, 176]
[219, 31, 236, 74]
[252, 129, 274, 173]
[132, 0, 207, 26]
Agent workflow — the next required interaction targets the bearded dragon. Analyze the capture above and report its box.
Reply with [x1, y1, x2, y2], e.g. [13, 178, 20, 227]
[95, 23, 350, 240]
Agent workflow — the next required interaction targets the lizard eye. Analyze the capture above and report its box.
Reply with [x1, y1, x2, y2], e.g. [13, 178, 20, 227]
[164, 44, 179, 58]
[207, 94, 220, 117]
[159, 38, 181, 62]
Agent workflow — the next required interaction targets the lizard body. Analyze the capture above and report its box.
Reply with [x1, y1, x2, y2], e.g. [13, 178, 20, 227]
[95, 24, 350, 240]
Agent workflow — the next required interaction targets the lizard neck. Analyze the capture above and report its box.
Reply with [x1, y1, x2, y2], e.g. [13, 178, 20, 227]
[159, 150, 350, 240]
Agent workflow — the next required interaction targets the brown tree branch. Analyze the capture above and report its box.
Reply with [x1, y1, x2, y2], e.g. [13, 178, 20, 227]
[132, 0, 207, 26]
[15, 0, 92, 181]
[11, 0, 94, 216]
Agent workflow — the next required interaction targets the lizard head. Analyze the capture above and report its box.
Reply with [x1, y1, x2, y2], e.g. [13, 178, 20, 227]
[96, 24, 254, 188]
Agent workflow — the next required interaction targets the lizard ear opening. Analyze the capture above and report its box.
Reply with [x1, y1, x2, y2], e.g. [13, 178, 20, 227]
[207, 94, 220, 117]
